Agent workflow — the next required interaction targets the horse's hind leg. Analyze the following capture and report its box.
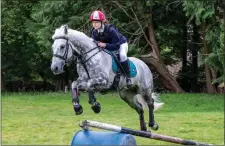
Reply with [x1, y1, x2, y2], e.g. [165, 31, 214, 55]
[119, 86, 147, 131]
[143, 92, 159, 130]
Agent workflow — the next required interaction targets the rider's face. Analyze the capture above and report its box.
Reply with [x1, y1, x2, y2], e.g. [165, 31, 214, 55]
[92, 21, 102, 30]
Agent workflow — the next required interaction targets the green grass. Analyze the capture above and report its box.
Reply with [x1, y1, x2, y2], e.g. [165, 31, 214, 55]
[1, 92, 224, 145]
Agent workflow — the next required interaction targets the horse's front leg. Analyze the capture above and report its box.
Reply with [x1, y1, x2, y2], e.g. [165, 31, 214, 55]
[88, 90, 101, 114]
[71, 78, 87, 115]
[86, 75, 108, 114]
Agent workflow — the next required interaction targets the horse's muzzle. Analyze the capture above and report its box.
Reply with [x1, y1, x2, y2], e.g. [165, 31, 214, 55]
[51, 61, 65, 74]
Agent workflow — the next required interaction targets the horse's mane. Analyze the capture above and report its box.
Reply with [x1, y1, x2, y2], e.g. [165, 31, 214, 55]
[52, 25, 96, 50]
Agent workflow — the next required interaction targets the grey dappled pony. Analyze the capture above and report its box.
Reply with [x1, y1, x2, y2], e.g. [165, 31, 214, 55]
[50, 25, 164, 131]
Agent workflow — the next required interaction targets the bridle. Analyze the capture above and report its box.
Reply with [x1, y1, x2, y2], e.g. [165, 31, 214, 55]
[53, 36, 81, 62]
[53, 36, 106, 79]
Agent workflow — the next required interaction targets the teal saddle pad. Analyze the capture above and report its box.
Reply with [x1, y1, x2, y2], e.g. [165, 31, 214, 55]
[111, 56, 137, 78]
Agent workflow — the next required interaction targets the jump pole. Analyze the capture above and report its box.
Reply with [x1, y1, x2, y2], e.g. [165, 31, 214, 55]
[79, 120, 212, 145]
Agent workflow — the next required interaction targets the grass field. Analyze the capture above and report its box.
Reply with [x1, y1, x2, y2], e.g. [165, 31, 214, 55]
[1, 92, 224, 145]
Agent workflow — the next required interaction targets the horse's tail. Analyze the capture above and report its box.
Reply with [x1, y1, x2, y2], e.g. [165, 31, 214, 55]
[152, 93, 164, 111]
[136, 93, 164, 111]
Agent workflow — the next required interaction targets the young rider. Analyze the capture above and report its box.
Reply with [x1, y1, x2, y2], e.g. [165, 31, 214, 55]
[90, 10, 132, 86]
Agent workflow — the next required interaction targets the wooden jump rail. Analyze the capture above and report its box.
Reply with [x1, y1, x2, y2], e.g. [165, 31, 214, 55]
[79, 120, 213, 145]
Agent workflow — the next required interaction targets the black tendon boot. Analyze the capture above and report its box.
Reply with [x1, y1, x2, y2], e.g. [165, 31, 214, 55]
[121, 59, 132, 87]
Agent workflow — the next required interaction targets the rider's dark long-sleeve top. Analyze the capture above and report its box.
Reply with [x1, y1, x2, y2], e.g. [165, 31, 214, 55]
[92, 24, 127, 51]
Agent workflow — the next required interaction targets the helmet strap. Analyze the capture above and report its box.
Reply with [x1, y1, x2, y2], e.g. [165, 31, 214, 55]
[100, 21, 103, 29]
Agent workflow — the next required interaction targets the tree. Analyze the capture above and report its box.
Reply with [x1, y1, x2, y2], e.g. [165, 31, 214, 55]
[2, 0, 38, 85]
[2, 0, 223, 93]
[183, 0, 224, 93]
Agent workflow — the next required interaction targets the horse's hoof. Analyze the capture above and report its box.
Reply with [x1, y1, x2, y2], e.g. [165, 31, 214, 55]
[140, 122, 147, 131]
[149, 123, 159, 131]
[91, 102, 101, 114]
[141, 127, 147, 131]
[74, 104, 83, 115]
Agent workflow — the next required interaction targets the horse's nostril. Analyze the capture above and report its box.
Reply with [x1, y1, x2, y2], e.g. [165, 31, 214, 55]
[55, 66, 58, 71]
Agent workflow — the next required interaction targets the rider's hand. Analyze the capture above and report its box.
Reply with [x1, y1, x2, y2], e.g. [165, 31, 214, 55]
[98, 42, 106, 48]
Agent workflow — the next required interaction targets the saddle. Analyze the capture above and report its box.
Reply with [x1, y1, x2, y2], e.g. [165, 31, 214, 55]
[109, 51, 137, 89]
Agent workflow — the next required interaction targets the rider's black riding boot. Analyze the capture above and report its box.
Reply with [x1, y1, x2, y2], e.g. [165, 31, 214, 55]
[121, 59, 132, 87]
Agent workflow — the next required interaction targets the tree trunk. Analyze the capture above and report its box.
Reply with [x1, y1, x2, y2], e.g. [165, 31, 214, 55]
[1, 70, 4, 90]
[148, 18, 163, 63]
[211, 67, 219, 92]
[64, 66, 69, 93]
[139, 56, 184, 93]
[190, 21, 199, 92]
[201, 22, 216, 93]
[43, 77, 47, 91]
[204, 65, 216, 93]
[181, 19, 189, 91]
[144, 16, 184, 93]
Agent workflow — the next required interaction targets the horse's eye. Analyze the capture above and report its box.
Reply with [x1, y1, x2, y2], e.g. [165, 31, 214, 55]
[60, 45, 65, 50]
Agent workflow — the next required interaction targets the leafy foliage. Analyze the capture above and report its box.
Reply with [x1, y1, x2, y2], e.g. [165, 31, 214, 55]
[2, 0, 224, 92]
[183, 0, 224, 84]
[2, 0, 39, 81]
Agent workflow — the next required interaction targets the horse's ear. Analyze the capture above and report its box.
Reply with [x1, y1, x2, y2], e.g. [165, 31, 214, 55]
[64, 25, 68, 35]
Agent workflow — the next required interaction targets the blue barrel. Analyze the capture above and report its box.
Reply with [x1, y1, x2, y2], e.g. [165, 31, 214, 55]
[71, 130, 137, 146]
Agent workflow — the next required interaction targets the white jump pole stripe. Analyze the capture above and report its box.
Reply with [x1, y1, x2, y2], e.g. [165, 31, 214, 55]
[80, 120, 122, 132]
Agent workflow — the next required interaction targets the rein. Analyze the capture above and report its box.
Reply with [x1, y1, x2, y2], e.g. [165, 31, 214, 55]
[53, 36, 109, 79]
